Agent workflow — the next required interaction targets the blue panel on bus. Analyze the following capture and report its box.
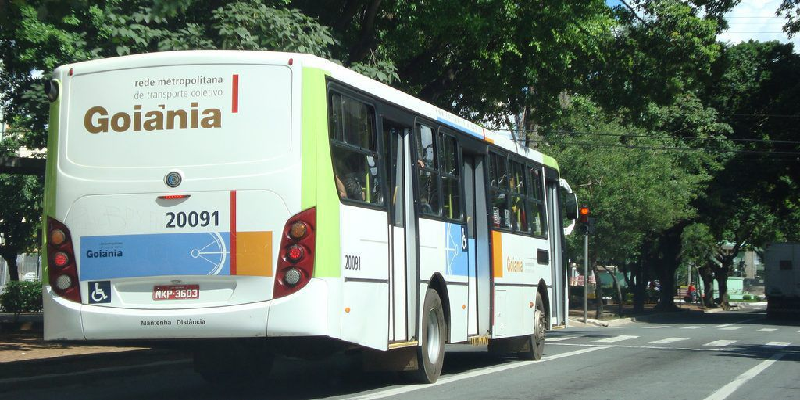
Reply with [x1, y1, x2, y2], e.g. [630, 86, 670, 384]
[446, 223, 469, 277]
[436, 118, 483, 139]
[79, 232, 231, 280]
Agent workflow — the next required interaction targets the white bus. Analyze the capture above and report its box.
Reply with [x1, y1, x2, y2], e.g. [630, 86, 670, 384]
[42, 51, 578, 383]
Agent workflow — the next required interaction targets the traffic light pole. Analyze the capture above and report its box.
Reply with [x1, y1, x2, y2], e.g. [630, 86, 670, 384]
[583, 231, 588, 324]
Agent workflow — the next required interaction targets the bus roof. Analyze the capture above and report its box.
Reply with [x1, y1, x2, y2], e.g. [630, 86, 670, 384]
[58, 50, 559, 170]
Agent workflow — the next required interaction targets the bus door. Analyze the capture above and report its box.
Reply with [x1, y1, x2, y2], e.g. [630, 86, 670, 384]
[382, 116, 418, 342]
[463, 154, 491, 336]
[545, 173, 566, 326]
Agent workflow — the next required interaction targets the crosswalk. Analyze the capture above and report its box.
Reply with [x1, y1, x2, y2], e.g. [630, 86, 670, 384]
[548, 325, 797, 349]
[547, 334, 793, 348]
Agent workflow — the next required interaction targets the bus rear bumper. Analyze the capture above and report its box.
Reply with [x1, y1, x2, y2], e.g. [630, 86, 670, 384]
[43, 279, 330, 341]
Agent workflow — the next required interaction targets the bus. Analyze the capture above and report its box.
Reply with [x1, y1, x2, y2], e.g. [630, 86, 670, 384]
[42, 51, 578, 383]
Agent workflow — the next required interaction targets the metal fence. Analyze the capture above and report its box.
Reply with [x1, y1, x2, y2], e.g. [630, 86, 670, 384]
[0, 253, 42, 293]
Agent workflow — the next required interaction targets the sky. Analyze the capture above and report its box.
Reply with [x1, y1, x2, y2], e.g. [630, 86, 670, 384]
[607, 0, 798, 51]
[717, 0, 799, 50]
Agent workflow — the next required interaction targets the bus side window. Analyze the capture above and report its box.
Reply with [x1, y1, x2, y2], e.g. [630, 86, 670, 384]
[527, 165, 547, 237]
[415, 123, 439, 216]
[440, 134, 461, 220]
[328, 92, 383, 206]
[489, 152, 509, 229]
[510, 161, 529, 233]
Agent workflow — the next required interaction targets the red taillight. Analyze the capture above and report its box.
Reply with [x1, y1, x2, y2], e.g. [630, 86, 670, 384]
[46, 217, 80, 303]
[53, 252, 70, 268]
[273, 208, 316, 299]
[286, 244, 305, 262]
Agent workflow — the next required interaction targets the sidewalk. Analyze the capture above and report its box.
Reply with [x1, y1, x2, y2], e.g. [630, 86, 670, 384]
[0, 313, 189, 391]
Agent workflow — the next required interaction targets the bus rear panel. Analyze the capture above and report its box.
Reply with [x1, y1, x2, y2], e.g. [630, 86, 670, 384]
[43, 52, 325, 341]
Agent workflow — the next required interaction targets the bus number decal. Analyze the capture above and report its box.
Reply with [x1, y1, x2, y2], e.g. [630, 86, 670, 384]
[344, 254, 361, 271]
[166, 211, 220, 228]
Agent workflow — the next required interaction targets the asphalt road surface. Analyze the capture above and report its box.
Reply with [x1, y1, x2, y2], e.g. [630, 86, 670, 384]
[5, 305, 799, 400]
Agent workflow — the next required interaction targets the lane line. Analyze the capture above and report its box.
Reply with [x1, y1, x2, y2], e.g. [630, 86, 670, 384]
[594, 335, 639, 343]
[649, 337, 689, 344]
[349, 346, 610, 400]
[553, 342, 800, 355]
[703, 352, 785, 400]
[681, 326, 701, 330]
[719, 327, 741, 331]
[703, 340, 737, 347]
[547, 336, 579, 342]
[765, 342, 790, 347]
[758, 328, 777, 332]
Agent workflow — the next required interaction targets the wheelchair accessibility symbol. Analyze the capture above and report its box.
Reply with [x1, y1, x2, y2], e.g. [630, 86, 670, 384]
[88, 281, 111, 304]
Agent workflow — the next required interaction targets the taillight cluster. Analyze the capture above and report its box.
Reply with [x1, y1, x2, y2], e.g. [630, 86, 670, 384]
[47, 217, 81, 303]
[273, 208, 316, 299]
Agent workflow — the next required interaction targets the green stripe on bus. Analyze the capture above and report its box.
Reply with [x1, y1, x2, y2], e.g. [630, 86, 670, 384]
[41, 80, 61, 285]
[542, 155, 559, 171]
[301, 67, 341, 278]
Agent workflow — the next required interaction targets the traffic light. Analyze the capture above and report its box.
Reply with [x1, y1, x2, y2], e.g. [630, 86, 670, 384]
[579, 206, 593, 235]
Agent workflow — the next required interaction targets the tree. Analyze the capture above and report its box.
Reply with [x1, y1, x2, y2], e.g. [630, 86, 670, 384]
[698, 40, 800, 305]
[778, 0, 800, 36]
[548, 97, 712, 314]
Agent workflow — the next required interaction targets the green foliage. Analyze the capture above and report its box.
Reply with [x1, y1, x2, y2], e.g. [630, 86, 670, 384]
[777, 0, 800, 36]
[681, 223, 716, 268]
[547, 97, 711, 264]
[0, 280, 43, 315]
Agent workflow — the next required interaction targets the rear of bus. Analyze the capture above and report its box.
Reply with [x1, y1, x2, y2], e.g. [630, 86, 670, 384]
[42, 51, 329, 342]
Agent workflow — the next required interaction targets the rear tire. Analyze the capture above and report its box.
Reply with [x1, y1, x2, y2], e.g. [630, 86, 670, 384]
[408, 288, 447, 384]
[519, 293, 546, 360]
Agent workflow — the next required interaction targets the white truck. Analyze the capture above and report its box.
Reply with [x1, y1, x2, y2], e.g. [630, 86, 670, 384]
[764, 243, 800, 318]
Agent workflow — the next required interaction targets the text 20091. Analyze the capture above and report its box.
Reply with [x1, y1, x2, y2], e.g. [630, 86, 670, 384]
[166, 211, 220, 228]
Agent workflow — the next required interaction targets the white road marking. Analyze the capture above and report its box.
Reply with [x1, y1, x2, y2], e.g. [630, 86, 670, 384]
[703, 340, 737, 347]
[547, 336, 579, 342]
[642, 326, 669, 329]
[719, 327, 741, 331]
[703, 352, 785, 400]
[765, 342, 790, 347]
[758, 328, 777, 332]
[681, 326, 701, 329]
[594, 335, 639, 343]
[349, 346, 611, 400]
[649, 337, 689, 344]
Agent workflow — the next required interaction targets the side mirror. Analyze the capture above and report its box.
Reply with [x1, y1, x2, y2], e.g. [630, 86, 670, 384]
[565, 193, 578, 220]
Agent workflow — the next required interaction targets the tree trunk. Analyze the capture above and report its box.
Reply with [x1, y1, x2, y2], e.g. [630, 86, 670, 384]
[716, 268, 730, 310]
[655, 223, 685, 311]
[593, 264, 603, 319]
[634, 257, 646, 312]
[699, 265, 715, 308]
[601, 265, 624, 316]
[2, 252, 20, 281]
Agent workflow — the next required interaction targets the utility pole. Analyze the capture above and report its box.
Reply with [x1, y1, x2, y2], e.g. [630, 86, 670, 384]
[579, 206, 590, 323]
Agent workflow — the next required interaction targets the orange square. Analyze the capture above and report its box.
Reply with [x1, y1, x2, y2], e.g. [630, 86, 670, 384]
[235, 231, 273, 277]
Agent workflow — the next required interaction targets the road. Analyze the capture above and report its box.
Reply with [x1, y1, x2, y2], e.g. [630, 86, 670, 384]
[5, 305, 800, 400]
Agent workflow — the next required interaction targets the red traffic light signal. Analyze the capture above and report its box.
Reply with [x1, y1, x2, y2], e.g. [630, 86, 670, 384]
[579, 206, 589, 223]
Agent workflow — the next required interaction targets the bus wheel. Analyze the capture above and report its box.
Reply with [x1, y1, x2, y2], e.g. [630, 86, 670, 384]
[520, 293, 545, 360]
[194, 341, 274, 385]
[409, 288, 446, 384]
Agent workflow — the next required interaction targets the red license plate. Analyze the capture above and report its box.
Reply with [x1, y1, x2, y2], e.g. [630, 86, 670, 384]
[152, 285, 199, 300]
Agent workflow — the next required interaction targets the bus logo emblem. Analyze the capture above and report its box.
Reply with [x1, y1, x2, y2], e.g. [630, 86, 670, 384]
[164, 172, 182, 188]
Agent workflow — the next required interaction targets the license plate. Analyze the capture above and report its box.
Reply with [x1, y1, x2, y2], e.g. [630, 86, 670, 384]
[153, 285, 199, 300]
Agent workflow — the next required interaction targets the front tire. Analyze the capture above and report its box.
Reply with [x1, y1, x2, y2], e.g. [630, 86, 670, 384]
[519, 293, 546, 360]
[409, 288, 447, 383]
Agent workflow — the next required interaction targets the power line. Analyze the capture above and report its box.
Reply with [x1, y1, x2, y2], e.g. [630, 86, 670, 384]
[504, 127, 800, 146]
